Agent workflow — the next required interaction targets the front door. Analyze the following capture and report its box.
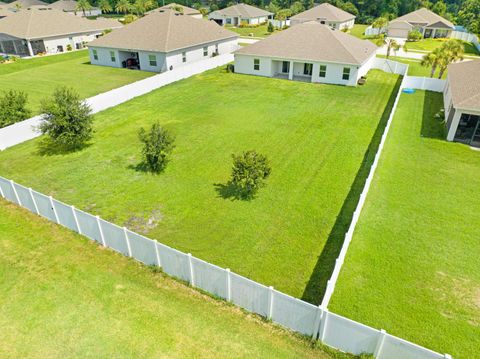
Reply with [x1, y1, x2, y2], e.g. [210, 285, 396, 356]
[454, 113, 480, 147]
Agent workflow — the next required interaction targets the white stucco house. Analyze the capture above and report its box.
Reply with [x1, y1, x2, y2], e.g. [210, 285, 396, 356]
[290, 3, 355, 30]
[0, 8, 122, 56]
[443, 60, 480, 147]
[48, 0, 102, 17]
[208, 3, 272, 26]
[88, 9, 238, 72]
[387, 8, 454, 39]
[234, 21, 377, 86]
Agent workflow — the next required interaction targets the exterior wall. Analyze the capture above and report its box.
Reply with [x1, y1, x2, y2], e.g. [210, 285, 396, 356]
[42, 32, 100, 54]
[208, 13, 269, 26]
[89, 47, 122, 68]
[357, 53, 376, 79]
[235, 54, 273, 77]
[138, 51, 167, 72]
[69, 8, 102, 17]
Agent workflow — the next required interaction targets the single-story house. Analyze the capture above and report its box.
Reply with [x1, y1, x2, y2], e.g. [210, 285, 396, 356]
[443, 60, 480, 147]
[88, 9, 238, 72]
[8, 0, 47, 9]
[0, 8, 122, 56]
[234, 21, 377, 86]
[151, 3, 202, 19]
[387, 8, 454, 39]
[290, 3, 355, 30]
[208, 3, 272, 26]
[48, 0, 102, 17]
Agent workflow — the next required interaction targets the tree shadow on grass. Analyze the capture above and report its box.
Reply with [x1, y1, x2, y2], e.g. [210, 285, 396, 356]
[301, 75, 403, 305]
[420, 91, 447, 140]
[127, 162, 167, 174]
[214, 182, 255, 201]
[37, 137, 91, 156]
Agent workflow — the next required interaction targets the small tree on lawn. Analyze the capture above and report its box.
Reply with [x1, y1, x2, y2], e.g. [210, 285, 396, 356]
[0, 90, 31, 128]
[230, 150, 271, 199]
[267, 21, 274, 33]
[138, 123, 175, 173]
[39, 86, 93, 150]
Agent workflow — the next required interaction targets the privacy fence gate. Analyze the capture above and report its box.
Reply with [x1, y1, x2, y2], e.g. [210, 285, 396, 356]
[0, 176, 451, 359]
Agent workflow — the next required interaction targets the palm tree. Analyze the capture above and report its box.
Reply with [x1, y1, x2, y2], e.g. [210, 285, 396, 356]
[437, 39, 464, 79]
[116, 0, 132, 14]
[98, 0, 113, 14]
[372, 16, 388, 35]
[76, 0, 92, 16]
[376, 35, 400, 58]
[420, 48, 442, 78]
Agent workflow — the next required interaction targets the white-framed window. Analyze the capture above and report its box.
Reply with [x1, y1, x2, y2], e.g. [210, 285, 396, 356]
[203, 46, 208, 57]
[342, 67, 350, 80]
[254, 58, 260, 70]
[182, 51, 187, 63]
[319, 65, 327, 78]
[303, 63, 313, 75]
[282, 61, 289, 73]
[110, 50, 116, 62]
[149, 54, 157, 67]
[92, 49, 98, 60]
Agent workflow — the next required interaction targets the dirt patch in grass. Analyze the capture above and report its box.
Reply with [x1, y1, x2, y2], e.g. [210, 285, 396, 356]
[124, 209, 163, 234]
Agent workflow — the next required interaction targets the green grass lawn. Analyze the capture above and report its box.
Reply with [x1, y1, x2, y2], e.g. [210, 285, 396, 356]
[406, 38, 480, 56]
[329, 91, 480, 358]
[348, 24, 369, 39]
[377, 55, 448, 78]
[0, 50, 152, 115]
[0, 199, 357, 359]
[227, 24, 276, 38]
[0, 67, 400, 302]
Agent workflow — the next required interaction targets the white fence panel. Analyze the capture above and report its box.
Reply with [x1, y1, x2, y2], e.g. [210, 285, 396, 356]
[372, 58, 408, 76]
[322, 312, 380, 355]
[74, 208, 103, 243]
[451, 30, 480, 51]
[268, 19, 290, 28]
[99, 219, 130, 256]
[31, 190, 57, 222]
[52, 199, 78, 232]
[127, 231, 158, 266]
[379, 334, 445, 359]
[0, 177, 18, 204]
[402, 76, 446, 92]
[191, 257, 228, 299]
[271, 290, 319, 336]
[365, 26, 385, 36]
[157, 242, 190, 282]
[12, 183, 36, 212]
[230, 272, 270, 317]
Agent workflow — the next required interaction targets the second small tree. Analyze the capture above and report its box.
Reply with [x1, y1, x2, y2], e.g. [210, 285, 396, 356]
[230, 150, 271, 199]
[138, 122, 175, 173]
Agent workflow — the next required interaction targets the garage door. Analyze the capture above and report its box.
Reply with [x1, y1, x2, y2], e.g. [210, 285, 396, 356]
[388, 28, 409, 38]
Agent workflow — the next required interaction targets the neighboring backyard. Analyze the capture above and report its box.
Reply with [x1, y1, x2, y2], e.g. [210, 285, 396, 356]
[377, 55, 448, 78]
[329, 91, 480, 359]
[0, 50, 152, 115]
[406, 38, 480, 56]
[0, 67, 400, 302]
[226, 24, 275, 38]
[0, 199, 352, 359]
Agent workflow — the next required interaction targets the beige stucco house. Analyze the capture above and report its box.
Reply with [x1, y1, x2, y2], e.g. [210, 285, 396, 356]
[208, 3, 272, 26]
[290, 3, 355, 30]
[387, 8, 454, 39]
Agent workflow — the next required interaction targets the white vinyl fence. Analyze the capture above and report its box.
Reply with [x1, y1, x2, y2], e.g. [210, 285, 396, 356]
[365, 25, 386, 36]
[0, 53, 235, 151]
[0, 175, 450, 359]
[372, 58, 409, 75]
[451, 30, 480, 52]
[402, 76, 446, 92]
[268, 19, 290, 28]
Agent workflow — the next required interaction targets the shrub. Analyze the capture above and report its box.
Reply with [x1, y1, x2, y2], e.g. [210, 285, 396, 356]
[226, 64, 234, 73]
[66, 44, 72, 51]
[0, 90, 31, 128]
[138, 123, 175, 173]
[267, 21, 274, 33]
[39, 86, 93, 150]
[230, 150, 271, 198]
[407, 30, 422, 42]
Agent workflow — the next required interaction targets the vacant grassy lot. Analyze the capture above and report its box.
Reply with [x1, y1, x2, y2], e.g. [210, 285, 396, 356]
[329, 91, 480, 358]
[406, 38, 480, 56]
[377, 55, 448, 78]
[0, 67, 400, 301]
[0, 50, 152, 114]
[227, 24, 276, 38]
[0, 199, 355, 359]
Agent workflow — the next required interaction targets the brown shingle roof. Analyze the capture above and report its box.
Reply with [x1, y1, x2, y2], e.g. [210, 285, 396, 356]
[0, 8, 122, 39]
[212, 3, 272, 18]
[448, 60, 480, 111]
[49, 0, 100, 12]
[390, 8, 454, 28]
[235, 21, 376, 65]
[89, 9, 238, 53]
[290, 3, 355, 22]
[158, 3, 200, 16]
[8, 0, 47, 8]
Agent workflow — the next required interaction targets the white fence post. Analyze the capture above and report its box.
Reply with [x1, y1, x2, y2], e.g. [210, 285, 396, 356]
[312, 305, 324, 339]
[0, 182, 4, 198]
[124, 227, 132, 257]
[96, 215, 106, 247]
[154, 242, 161, 267]
[318, 308, 329, 342]
[49, 196, 59, 223]
[444, 354, 452, 359]
[267, 286, 274, 320]
[29, 188, 39, 214]
[187, 253, 195, 287]
[71, 205, 81, 234]
[374, 329, 387, 358]
[225, 268, 231, 302]
[10, 180, 21, 206]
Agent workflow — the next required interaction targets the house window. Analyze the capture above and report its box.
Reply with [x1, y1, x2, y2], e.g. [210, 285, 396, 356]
[254, 58, 260, 71]
[149, 54, 157, 67]
[215, 44, 219, 53]
[320, 20, 325, 24]
[282, 61, 289, 73]
[342, 67, 350, 80]
[203, 46, 208, 57]
[303, 63, 313, 76]
[110, 50, 116, 62]
[319, 65, 327, 78]
[182, 51, 187, 63]
[92, 49, 98, 60]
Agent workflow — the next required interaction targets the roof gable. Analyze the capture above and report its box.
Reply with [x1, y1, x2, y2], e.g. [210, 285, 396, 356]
[8, 0, 47, 8]
[393, 8, 454, 28]
[158, 3, 200, 16]
[291, 3, 355, 22]
[448, 60, 480, 111]
[214, 3, 272, 18]
[49, 0, 99, 12]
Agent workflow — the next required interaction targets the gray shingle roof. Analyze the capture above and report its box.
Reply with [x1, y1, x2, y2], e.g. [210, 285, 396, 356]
[235, 21, 377, 65]
[448, 60, 480, 111]
[158, 3, 200, 16]
[0, 8, 122, 39]
[390, 8, 454, 29]
[290, 3, 355, 23]
[89, 9, 238, 53]
[212, 3, 272, 18]
[8, 0, 48, 8]
[49, 0, 100, 12]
